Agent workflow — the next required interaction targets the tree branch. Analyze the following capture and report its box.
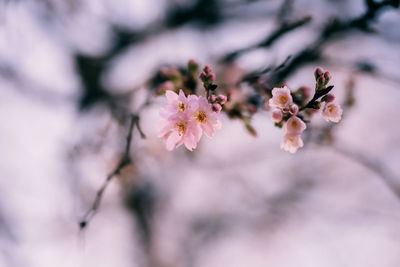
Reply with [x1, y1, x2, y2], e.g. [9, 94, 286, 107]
[79, 113, 145, 229]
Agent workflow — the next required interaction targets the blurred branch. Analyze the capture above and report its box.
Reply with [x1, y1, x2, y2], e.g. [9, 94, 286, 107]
[332, 145, 400, 201]
[240, 0, 399, 89]
[79, 112, 146, 229]
[0, 64, 75, 105]
[221, 16, 312, 63]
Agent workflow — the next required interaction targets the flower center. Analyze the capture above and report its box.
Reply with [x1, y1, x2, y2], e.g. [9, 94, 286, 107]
[178, 102, 185, 112]
[328, 105, 334, 113]
[291, 120, 298, 128]
[278, 95, 288, 104]
[175, 121, 187, 136]
[195, 110, 207, 123]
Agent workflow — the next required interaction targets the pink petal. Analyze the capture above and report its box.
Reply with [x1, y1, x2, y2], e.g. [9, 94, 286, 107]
[166, 132, 181, 151]
[166, 90, 178, 102]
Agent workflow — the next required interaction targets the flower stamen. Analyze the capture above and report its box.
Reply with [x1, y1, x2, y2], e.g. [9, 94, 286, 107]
[175, 121, 187, 136]
[195, 110, 207, 123]
[178, 102, 185, 112]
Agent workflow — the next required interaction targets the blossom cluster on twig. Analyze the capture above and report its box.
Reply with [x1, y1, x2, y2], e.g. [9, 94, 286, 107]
[157, 64, 226, 151]
[156, 60, 342, 153]
[267, 67, 342, 153]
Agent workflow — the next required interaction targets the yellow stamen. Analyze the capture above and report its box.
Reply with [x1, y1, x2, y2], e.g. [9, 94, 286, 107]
[178, 102, 185, 112]
[278, 95, 288, 104]
[195, 110, 207, 123]
[175, 121, 187, 136]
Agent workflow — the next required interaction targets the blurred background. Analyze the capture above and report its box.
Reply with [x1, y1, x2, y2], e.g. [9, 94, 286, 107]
[1, 0, 400, 266]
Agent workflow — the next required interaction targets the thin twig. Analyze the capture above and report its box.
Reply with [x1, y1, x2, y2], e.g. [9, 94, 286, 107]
[239, 0, 399, 88]
[79, 113, 145, 229]
[221, 16, 311, 63]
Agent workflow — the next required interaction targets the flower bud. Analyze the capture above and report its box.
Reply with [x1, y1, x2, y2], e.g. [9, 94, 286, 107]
[209, 94, 217, 102]
[314, 67, 324, 80]
[324, 71, 331, 82]
[264, 101, 271, 111]
[208, 73, 216, 82]
[289, 104, 299, 115]
[203, 65, 212, 74]
[217, 94, 227, 105]
[317, 75, 325, 87]
[248, 104, 257, 114]
[158, 81, 174, 92]
[271, 109, 283, 123]
[200, 71, 206, 80]
[227, 90, 233, 102]
[188, 59, 198, 74]
[245, 123, 258, 137]
[212, 103, 222, 112]
[321, 93, 335, 103]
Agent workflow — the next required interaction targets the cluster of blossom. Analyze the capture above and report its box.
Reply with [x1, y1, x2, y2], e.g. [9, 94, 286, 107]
[158, 65, 226, 151]
[157, 62, 342, 153]
[268, 67, 343, 153]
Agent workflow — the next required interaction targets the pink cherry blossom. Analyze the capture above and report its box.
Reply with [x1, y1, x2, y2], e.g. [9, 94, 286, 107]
[280, 134, 304, 154]
[158, 114, 200, 151]
[321, 101, 343, 123]
[271, 109, 283, 123]
[289, 104, 299, 115]
[158, 90, 222, 151]
[284, 116, 306, 135]
[189, 95, 221, 138]
[159, 90, 191, 119]
[268, 86, 293, 109]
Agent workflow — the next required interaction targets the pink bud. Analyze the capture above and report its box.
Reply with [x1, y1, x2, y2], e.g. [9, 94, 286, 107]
[271, 109, 283, 123]
[199, 71, 206, 80]
[217, 94, 227, 104]
[158, 81, 174, 91]
[208, 73, 216, 81]
[317, 75, 325, 85]
[209, 94, 217, 102]
[314, 67, 324, 78]
[204, 65, 212, 73]
[290, 104, 299, 115]
[322, 93, 335, 103]
[248, 104, 257, 114]
[324, 71, 331, 81]
[264, 101, 271, 111]
[212, 103, 222, 112]
[227, 90, 233, 102]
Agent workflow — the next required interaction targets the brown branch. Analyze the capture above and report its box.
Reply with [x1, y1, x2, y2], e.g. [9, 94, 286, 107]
[299, 85, 334, 111]
[240, 0, 399, 89]
[79, 113, 146, 229]
[221, 16, 312, 63]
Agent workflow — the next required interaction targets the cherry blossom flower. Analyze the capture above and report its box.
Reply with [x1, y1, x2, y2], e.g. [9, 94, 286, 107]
[189, 95, 222, 138]
[269, 86, 293, 109]
[280, 134, 304, 154]
[271, 109, 283, 123]
[284, 116, 306, 135]
[159, 90, 222, 151]
[321, 101, 343, 123]
[160, 90, 192, 119]
[158, 114, 200, 151]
